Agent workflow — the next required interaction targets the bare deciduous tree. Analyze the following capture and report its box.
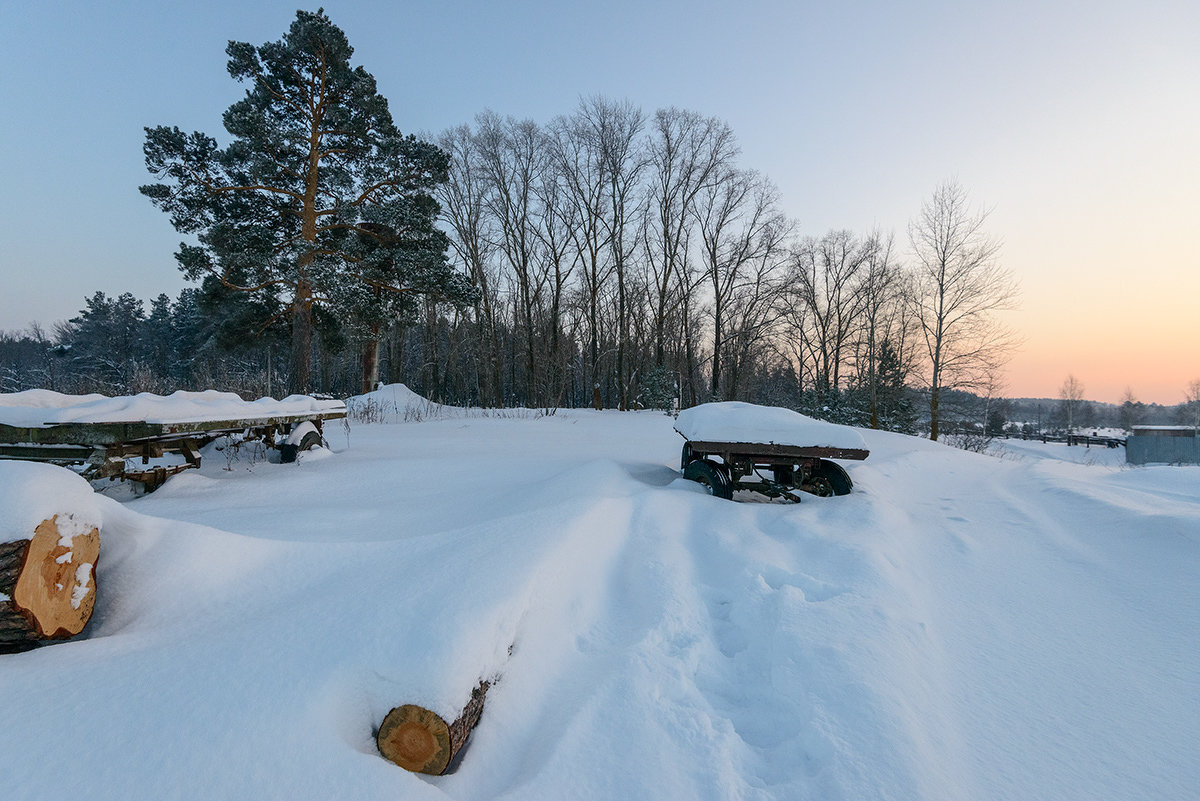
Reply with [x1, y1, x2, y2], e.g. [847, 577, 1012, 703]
[437, 124, 503, 405]
[476, 112, 550, 404]
[548, 109, 612, 408]
[909, 180, 1019, 440]
[586, 97, 647, 410]
[694, 169, 786, 400]
[855, 232, 913, 429]
[787, 230, 871, 394]
[644, 108, 737, 367]
[1059, 374, 1085, 433]
[1183, 379, 1200, 428]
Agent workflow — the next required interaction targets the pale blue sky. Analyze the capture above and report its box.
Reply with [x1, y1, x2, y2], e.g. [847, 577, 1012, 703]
[2, 0, 1197, 402]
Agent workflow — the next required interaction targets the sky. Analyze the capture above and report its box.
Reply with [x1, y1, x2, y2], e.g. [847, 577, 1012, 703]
[1, 0, 1196, 404]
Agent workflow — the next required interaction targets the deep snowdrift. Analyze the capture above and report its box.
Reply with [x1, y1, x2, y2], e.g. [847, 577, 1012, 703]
[0, 398, 1196, 800]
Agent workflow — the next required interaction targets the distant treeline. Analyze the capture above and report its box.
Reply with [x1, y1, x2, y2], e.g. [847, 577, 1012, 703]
[4, 99, 944, 433]
[2, 301, 1194, 435]
[0, 282, 919, 432]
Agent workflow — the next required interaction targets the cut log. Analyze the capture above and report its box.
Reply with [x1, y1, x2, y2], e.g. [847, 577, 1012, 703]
[377, 680, 490, 775]
[0, 515, 100, 653]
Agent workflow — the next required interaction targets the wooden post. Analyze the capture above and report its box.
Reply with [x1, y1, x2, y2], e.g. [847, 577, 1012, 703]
[377, 681, 490, 775]
[1, 515, 100, 653]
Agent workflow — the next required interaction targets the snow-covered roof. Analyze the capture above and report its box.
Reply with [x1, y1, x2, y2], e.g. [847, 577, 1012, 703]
[1132, 425, 1197, 431]
[674, 401, 867, 450]
[1131, 425, 1198, 436]
[0, 389, 345, 428]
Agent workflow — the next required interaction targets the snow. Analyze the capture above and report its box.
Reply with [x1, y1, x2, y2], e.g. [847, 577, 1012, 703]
[1, 393, 1197, 800]
[674, 401, 867, 451]
[990, 437, 1128, 467]
[345, 382, 453, 422]
[0, 389, 344, 428]
[71, 563, 93, 609]
[286, 420, 321, 445]
[1133, 425, 1196, 431]
[0, 461, 103, 545]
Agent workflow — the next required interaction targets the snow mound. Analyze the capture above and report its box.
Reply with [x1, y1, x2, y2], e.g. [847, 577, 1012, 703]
[0, 461, 103, 545]
[0, 389, 344, 428]
[351, 382, 431, 410]
[674, 401, 867, 450]
[345, 383, 446, 422]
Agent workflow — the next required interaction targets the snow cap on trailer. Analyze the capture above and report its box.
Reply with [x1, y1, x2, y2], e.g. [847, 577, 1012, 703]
[674, 401, 867, 450]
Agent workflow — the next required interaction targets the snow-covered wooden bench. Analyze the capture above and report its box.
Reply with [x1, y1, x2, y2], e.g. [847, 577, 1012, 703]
[0, 390, 345, 490]
[674, 402, 869, 501]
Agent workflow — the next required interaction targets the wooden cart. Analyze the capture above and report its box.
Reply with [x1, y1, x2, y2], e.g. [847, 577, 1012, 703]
[0, 408, 345, 491]
[679, 438, 868, 501]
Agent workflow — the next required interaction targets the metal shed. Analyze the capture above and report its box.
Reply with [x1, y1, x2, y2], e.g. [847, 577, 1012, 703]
[1126, 426, 1200, 465]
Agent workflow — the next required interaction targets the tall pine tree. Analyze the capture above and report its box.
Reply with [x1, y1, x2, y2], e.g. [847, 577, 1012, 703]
[141, 9, 472, 393]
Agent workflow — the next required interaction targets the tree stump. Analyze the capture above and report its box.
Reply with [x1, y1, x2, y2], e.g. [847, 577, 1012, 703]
[0, 515, 100, 653]
[377, 681, 490, 775]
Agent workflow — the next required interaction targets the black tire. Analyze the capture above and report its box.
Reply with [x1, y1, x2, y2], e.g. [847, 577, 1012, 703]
[297, 430, 324, 451]
[279, 429, 324, 463]
[803, 459, 853, 497]
[680, 442, 695, 471]
[683, 459, 734, 500]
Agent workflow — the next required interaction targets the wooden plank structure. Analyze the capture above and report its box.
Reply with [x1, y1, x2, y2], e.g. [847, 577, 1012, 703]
[0, 409, 345, 490]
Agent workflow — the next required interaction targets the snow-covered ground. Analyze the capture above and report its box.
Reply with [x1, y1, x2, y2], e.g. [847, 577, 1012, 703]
[1, 390, 1197, 800]
[990, 436, 1129, 467]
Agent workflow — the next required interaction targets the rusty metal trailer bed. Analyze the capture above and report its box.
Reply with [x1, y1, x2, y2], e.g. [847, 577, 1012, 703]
[0, 409, 345, 490]
[679, 438, 869, 502]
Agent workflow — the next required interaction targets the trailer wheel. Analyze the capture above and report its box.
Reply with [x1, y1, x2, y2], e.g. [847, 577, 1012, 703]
[279, 423, 325, 464]
[684, 459, 733, 500]
[297, 430, 324, 451]
[802, 459, 852, 497]
[680, 442, 695, 470]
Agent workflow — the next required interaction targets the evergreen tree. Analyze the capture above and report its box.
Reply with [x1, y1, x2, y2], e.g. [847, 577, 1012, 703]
[63, 292, 146, 391]
[142, 293, 175, 382]
[874, 339, 918, 433]
[141, 9, 471, 393]
[985, 404, 1008, 437]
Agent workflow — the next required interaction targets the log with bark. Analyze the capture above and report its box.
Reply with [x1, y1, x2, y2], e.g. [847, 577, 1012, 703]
[377, 680, 490, 775]
[0, 515, 100, 653]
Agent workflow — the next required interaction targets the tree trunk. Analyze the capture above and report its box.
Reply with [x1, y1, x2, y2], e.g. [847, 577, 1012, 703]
[361, 336, 381, 395]
[589, 292, 601, 410]
[711, 301, 723, 399]
[930, 384, 941, 441]
[377, 681, 489, 775]
[289, 284, 313, 395]
[1, 516, 100, 653]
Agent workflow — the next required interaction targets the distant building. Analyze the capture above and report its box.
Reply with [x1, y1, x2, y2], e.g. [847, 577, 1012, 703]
[1126, 426, 1200, 465]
